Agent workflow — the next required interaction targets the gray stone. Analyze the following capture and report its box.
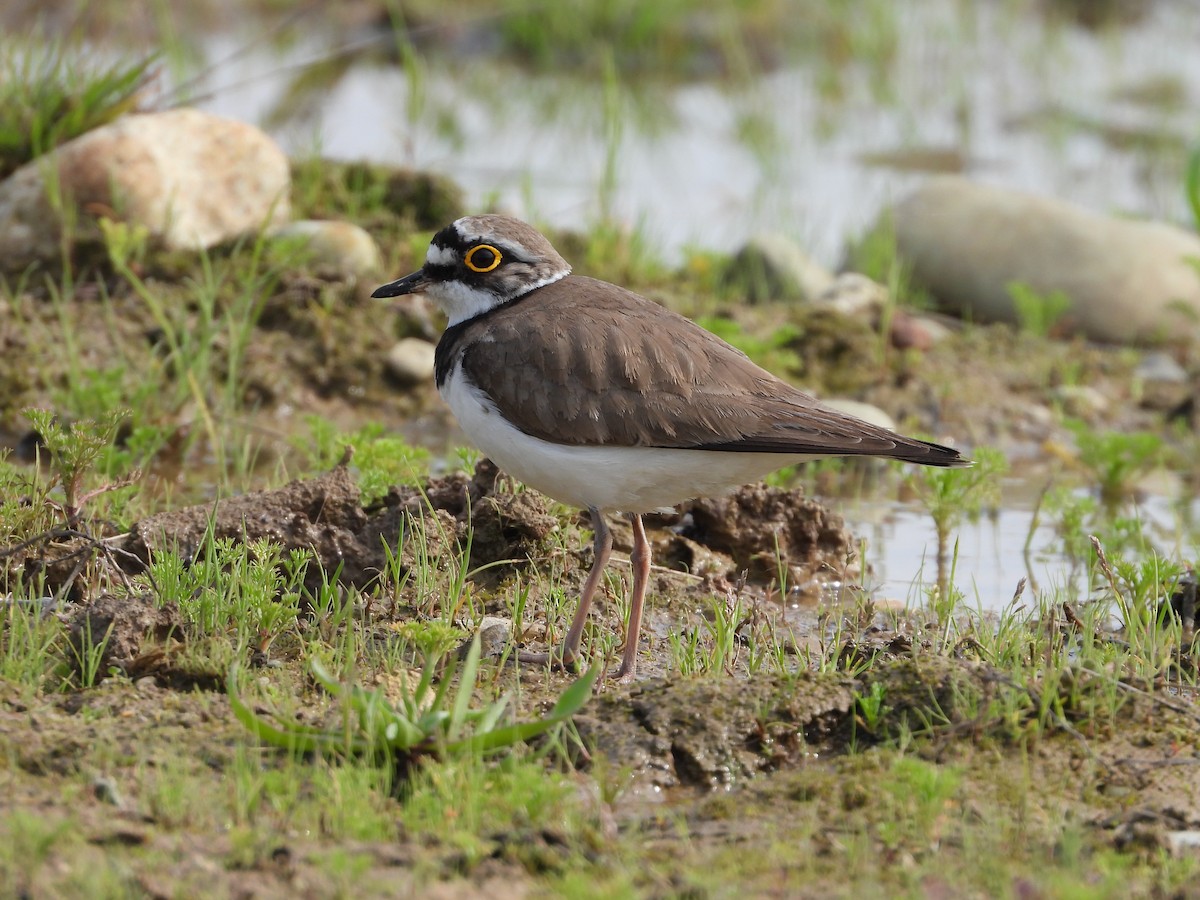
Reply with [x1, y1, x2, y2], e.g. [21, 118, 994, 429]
[1135, 350, 1190, 410]
[892, 176, 1200, 344]
[0, 109, 290, 274]
[725, 233, 835, 303]
[1136, 350, 1188, 384]
[456, 616, 513, 660]
[92, 775, 125, 809]
[385, 338, 437, 385]
[272, 220, 381, 278]
[476, 616, 513, 658]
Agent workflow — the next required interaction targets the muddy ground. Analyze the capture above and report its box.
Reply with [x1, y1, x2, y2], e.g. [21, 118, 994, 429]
[5, 447, 1200, 895]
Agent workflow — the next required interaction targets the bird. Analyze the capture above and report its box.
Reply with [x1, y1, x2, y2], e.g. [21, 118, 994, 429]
[372, 215, 969, 681]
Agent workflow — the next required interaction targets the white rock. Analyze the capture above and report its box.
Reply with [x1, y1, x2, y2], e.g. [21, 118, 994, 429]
[0, 109, 290, 273]
[386, 338, 437, 385]
[1053, 384, 1110, 418]
[1167, 831, 1200, 857]
[892, 177, 1200, 344]
[272, 220, 381, 277]
[821, 399, 897, 432]
[813, 273, 888, 318]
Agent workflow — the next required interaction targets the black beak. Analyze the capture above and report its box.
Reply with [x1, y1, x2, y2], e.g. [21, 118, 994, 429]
[371, 269, 432, 298]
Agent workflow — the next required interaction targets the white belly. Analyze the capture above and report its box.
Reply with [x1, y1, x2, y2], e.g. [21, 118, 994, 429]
[441, 366, 814, 513]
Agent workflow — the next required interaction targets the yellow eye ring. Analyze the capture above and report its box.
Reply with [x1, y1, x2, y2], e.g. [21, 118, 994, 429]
[464, 244, 502, 273]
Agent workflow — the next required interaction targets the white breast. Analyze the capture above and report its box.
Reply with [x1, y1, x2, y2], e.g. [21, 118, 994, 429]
[441, 364, 816, 513]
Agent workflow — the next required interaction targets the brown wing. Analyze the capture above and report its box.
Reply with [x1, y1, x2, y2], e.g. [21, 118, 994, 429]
[457, 276, 965, 467]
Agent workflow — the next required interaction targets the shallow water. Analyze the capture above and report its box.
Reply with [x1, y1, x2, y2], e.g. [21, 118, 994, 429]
[193, 1, 1200, 265]
[841, 485, 1196, 611]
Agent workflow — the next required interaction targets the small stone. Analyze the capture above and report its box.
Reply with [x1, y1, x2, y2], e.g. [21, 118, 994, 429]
[1053, 384, 1110, 418]
[385, 338, 437, 386]
[135, 676, 159, 692]
[724, 233, 834, 303]
[888, 311, 932, 351]
[474, 616, 513, 659]
[1166, 831, 1200, 857]
[455, 616, 513, 660]
[1135, 351, 1190, 411]
[92, 775, 124, 808]
[813, 273, 888, 318]
[272, 220, 382, 278]
[891, 311, 953, 352]
[1135, 351, 1187, 382]
[0, 595, 57, 617]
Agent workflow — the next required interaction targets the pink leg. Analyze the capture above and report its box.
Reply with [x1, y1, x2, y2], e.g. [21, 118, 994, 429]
[519, 508, 612, 671]
[614, 513, 651, 681]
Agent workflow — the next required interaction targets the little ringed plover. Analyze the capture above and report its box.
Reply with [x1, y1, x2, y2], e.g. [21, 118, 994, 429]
[373, 215, 969, 680]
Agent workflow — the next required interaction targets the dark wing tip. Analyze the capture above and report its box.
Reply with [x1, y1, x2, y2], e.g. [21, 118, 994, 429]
[903, 439, 972, 468]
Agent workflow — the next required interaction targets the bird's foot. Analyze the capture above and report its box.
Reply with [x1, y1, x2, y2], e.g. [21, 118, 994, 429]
[612, 660, 638, 684]
[516, 647, 581, 674]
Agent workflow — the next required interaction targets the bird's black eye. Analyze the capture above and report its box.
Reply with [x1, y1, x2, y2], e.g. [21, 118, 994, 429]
[464, 244, 502, 273]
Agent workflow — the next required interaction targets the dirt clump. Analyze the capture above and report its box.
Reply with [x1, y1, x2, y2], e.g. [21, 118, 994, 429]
[121, 463, 370, 586]
[63, 593, 183, 679]
[118, 459, 557, 595]
[655, 482, 858, 591]
[373, 458, 558, 582]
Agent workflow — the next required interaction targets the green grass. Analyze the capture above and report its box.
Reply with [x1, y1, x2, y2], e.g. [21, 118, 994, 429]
[0, 43, 154, 179]
[1010, 280, 1073, 338]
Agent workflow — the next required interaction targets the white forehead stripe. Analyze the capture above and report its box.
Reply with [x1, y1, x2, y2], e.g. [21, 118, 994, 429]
[426, 245, 457, 266]
[453, 218, 488, 243]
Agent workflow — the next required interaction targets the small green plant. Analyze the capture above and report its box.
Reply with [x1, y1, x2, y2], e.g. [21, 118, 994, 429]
[668, 621, 706, 677]
[0, 453, 56, 549]
[1039, 486, 1098, 575]
[0, 598, 63, 690]
[1065, 419, 1163, 503]
[905, 446, 1006, 598]
[877, 756, 961, 850]
[854, 681, 889, 736]
[453, 444, 485, 474]
[229, 633, 597, 762]
[68, 616, 114, 688]
[145, 534, 308, 654]
[1009, 281, 1072, 338]
[843, 214, 932, 310]
[294, 417, 430, 506]
[389, 619, 463, 661]
[101, 223, 286, 481]
[22, 408, 136, 526]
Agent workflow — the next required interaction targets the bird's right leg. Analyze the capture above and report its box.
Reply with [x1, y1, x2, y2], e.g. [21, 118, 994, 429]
[518, 507, 612, 672]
